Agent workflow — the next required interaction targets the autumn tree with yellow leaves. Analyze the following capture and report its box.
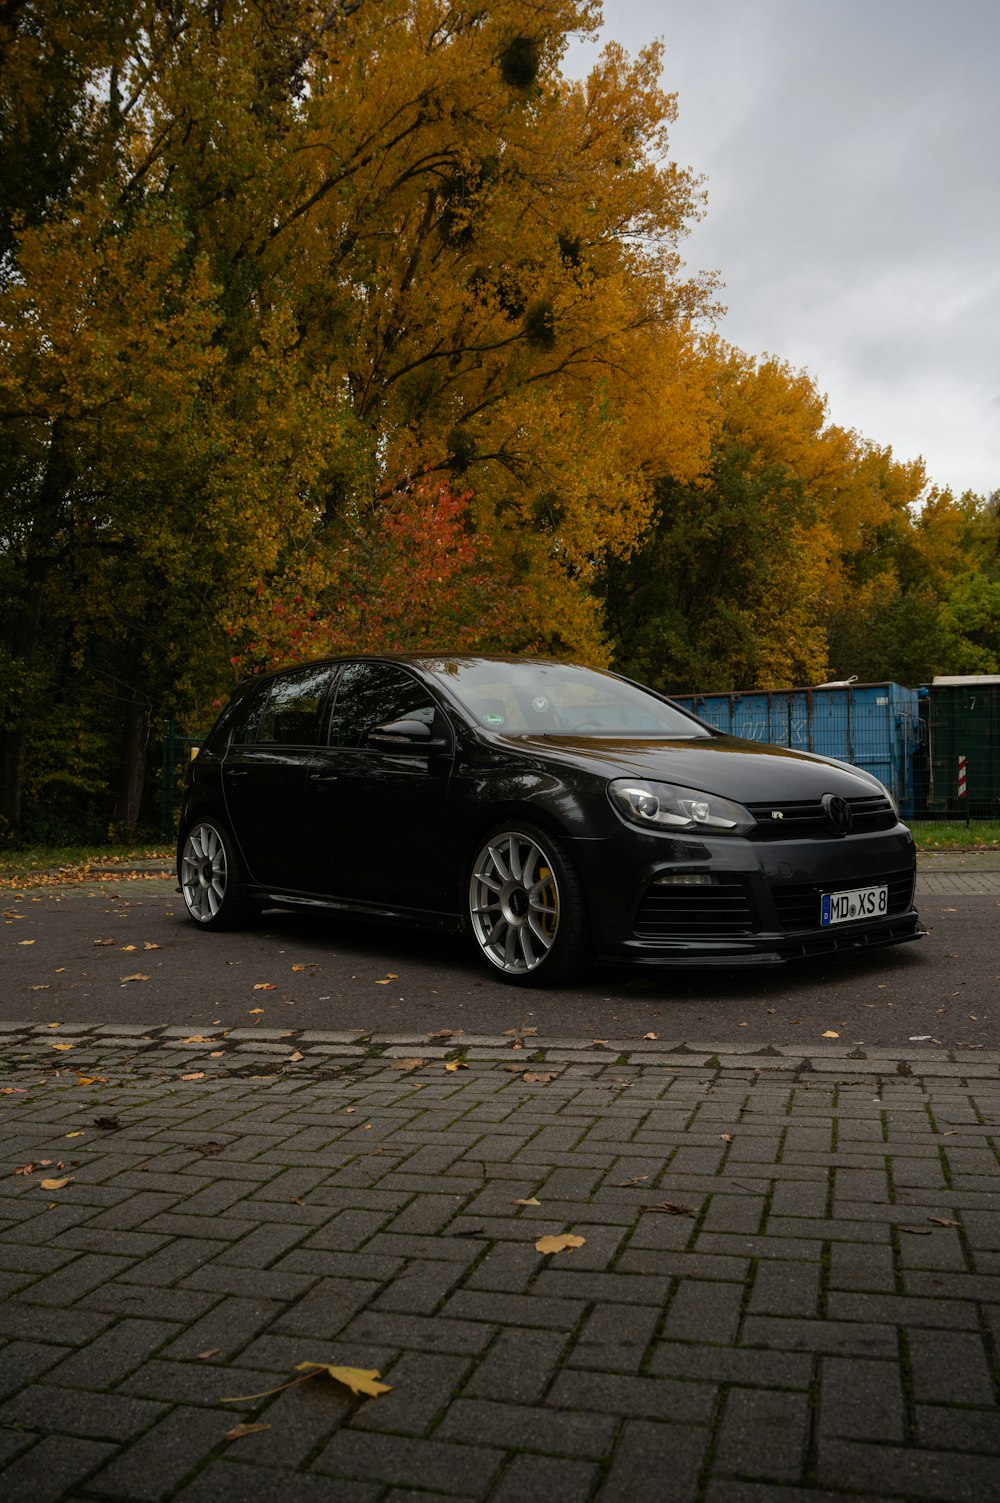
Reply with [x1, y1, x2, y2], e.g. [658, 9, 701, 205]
[1, 0, 715, 838]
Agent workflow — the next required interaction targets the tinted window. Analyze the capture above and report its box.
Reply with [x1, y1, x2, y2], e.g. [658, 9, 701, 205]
[328, 662, 438, 748]
[214, 681, 267, 748]
[254, 664, 333, 746]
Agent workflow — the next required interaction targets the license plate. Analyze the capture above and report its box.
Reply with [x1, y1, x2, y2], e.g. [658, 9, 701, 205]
[821, 884, 888, 926]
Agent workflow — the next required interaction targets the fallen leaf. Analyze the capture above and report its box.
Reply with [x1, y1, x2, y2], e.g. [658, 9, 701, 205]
[821, 1030, 840, 1039]
[119, 944, 137, 952]
[514, 1197, 541, 1206]
[536, 1233, 586, 1255]
[443, 1061, 468, 1072]
[120, 973, 151, 983]
[523, 1072, 554, 1084]
[900, 1226, 933, 1235]
[190, 1142, 225, 1156]
[504, 1063, 528, 1073]
[74, 1075, 96, 1087]
[390, 1058, 424, 1071]
[720, 1133, 733, 1143]
[928, 1217, 961, 1227]
[642, 1032, 658, 1040]
[29, 984, 50, 991]
[143, 942, 161, 951]
[288, 1050, 304, 1062]
[253, 984, 276, 992]
[46, 1022, 60, 1028]
[295, 1362, 392, 1397]
[221, 1363, 392, 1405]
[225, 1423, 272, 1441]
[210, 1050, 225, 1058]
[183, 1035, 215, 1044]
[180, 1072, 206, 1081]
[18, 939, 35, 945]
[40, 1177, 72, 1190]
[92, 938, 116, 946]
[644, 1201, 696, 1216]
[373, 973, 399, 985]
[13, 1162, 36, 1176]
[611, 1175, 648, 1187]
[427, 1029, 462, 1040]
[51, 1042, 75, 1051]
[65, 1131, 84, 1139]
[198, 1349, 221, 1360]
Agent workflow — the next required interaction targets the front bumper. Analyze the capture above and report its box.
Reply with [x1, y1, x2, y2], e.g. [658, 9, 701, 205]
[571, 824, 922, 968]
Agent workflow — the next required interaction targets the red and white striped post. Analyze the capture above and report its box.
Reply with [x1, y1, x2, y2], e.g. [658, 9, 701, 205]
[958, 754, 969, 825]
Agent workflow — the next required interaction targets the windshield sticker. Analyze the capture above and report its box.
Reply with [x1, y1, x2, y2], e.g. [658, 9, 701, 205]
[531, 696, 549, 712]
[483, 712, 505, 725]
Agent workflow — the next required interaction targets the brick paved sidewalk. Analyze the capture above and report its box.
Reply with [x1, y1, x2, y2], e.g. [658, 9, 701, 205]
[1, 1025, 998, 1503]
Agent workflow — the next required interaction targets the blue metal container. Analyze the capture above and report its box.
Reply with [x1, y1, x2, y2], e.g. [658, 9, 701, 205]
[670, 683, 923, 816]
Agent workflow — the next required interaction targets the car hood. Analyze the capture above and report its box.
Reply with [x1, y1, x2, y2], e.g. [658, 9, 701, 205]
[503, 733, 883, 801]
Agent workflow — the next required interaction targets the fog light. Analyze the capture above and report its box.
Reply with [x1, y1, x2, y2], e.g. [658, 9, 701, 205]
[653, 873, 716, 887]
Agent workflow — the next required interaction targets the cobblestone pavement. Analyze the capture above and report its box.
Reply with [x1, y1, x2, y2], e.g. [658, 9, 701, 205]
[1, 1024, 998, 1503]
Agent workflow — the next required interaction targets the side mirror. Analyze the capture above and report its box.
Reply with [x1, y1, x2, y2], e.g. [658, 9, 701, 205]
[367, 718, 448, 749]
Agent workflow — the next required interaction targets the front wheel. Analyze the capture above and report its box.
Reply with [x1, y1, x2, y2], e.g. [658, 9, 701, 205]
[467, 823, 588, 985]
[178, 819, 249, 930]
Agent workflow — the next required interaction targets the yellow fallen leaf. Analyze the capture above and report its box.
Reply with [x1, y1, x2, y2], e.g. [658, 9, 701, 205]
[444, 1061, 468, 1072]
[181, 1072, 206, 1081]
[294, 1362, 392, 1398]
[514, 1197, 541, 1206]
[221, 1361, 391, 1404]
[119, 944, 137, 952]
[253, 984, 276, 992]
[225, 1423, 272, 1440]
[642, 1032, 657, 1040]
[51, 1042, 75, 1051]
[75, 1076, 96, 1087]
[535, 1233, 585, 1255]
[210, 1051, 225, 1058]
[821, 1030, 840, 1039]
[40, 1177, 72, 1190]
[18, 939, 35, 945]
[29, 984, 50, 990]
[65, 1131, 84, 1138]
[120, 973, 151, 983]
[288, 1050, 304, 1062]
[47, 1022, 61, 1028]
[183, 1036, 215, 1044]
[144, 942, 161, 951]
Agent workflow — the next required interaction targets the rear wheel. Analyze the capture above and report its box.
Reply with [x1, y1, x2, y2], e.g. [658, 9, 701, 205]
[467, 823, 588, 985]
[179, 819, 249, 930]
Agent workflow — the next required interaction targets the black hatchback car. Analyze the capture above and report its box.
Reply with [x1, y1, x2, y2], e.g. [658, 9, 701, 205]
[177, 654, 922, 984]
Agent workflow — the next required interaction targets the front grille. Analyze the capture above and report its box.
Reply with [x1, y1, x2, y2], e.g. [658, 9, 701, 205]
[772, 867, 915, 931]
[746, 794, 896, 840]
[634, 876, 755, 938]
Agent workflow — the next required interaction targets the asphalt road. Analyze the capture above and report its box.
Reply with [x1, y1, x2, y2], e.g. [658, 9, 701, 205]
[3, 866, 997, 1049]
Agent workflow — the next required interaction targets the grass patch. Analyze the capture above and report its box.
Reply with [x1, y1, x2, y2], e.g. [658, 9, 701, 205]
[0, 841, 173, 885]
[909, 820, 1000, 850]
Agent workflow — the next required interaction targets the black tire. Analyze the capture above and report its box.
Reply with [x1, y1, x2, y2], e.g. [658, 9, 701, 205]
[178, 818, 250, 931]
[467, 822, 589, 985]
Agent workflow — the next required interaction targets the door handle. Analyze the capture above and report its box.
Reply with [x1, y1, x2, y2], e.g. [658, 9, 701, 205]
[224, 769, 248, 778]
[309, 772, 339, 783]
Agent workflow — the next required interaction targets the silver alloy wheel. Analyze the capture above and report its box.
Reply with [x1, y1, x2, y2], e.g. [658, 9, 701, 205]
[180, 822, 228, 924]
[469, 830, 561, 974]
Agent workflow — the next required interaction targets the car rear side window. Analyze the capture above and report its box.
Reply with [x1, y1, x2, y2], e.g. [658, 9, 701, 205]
[254, 664, 334, 746]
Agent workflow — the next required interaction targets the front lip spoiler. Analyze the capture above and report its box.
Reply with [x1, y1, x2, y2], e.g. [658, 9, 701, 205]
[600, 915, 925, 968]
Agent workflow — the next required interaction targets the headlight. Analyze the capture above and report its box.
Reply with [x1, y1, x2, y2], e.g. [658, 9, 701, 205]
[609, 779, 753, 835]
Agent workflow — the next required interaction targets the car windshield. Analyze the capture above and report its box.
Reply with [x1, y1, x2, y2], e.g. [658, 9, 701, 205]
[420, 658, 710, 738]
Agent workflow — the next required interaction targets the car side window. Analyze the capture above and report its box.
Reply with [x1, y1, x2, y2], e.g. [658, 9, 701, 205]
[254, 665, 334, 746]
[222, 682, 268, 747]
[327, 662, 439, 748]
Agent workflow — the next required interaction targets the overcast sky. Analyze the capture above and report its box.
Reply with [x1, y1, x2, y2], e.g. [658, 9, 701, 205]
[565, 0, 1000, 500]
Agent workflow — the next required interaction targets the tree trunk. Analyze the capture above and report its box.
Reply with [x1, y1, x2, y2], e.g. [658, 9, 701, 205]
[114, 688, 149, 835]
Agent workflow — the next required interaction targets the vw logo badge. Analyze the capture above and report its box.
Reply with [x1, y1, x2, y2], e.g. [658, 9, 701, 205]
[822, 793, 853, 832]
